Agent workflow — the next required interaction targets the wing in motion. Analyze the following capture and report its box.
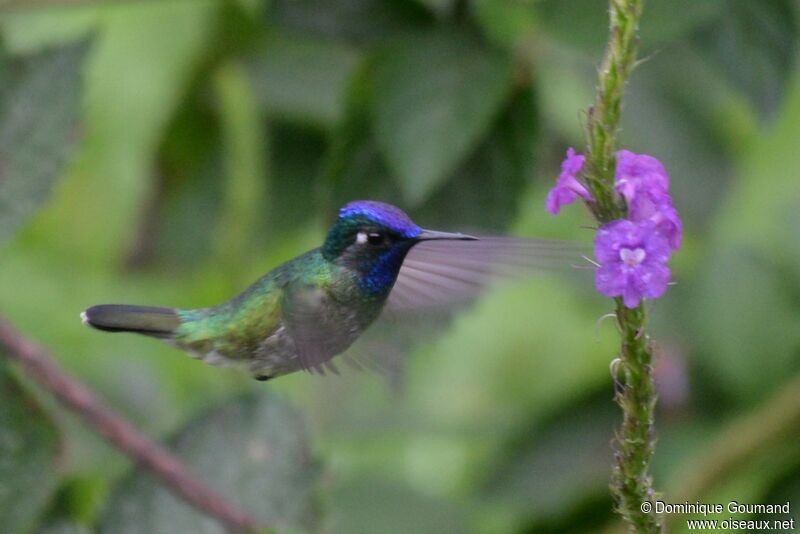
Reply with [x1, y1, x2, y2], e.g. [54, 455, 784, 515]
[334, 237, 591, 384]
[282, 284, 384, 375]
[387, 237, 590, 312]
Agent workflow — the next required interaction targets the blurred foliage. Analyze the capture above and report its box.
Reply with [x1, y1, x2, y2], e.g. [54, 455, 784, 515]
[0, 1, 799, 533]
[0, 362, 61, 534]
[99, 393, 320, 533]
[0, 39, 87, 243]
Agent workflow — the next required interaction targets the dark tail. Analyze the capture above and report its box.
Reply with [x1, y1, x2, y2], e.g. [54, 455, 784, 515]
[81, 304, 181, 338]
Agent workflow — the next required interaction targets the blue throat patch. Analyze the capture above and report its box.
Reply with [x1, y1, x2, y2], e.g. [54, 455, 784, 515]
[359, 245, 410, 296]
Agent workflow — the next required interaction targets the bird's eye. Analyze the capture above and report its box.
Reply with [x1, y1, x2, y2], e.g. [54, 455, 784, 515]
[367, 232, 385, 246]
[355, 230, 389, 246]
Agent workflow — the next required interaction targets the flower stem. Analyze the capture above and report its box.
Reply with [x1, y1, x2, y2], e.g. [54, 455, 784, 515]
[582, 0, 663, 531]
[585, 0, 643, 224]
[611, 301, 661, 532]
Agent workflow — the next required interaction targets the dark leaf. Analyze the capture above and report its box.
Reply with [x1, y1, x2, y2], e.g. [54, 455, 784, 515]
[0, 40, 89, 242]
[266, 122, 329, 234]
[483, 392, 617, 526]
[99, 392, 321, 533]
[269, 0, 432, 46]
[413, 86, 537, 230]
[372, 30, 514, 205]
[0, 363, 62, 534]
[693, 0, 798, 119]
[690, 78, 800, 401]
[248, 35, 362, 127]
[695, 246, 800, 401]
[141, 89, 224, 270]
[324, 69, 535, 230]
[620, 45, 735, 229]
[321, 63, 403, 214]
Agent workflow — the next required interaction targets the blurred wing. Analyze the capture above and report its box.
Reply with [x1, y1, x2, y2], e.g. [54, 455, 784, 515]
[281, 285, 345, 375]
[285, 238, 590, 381]
[343, 237, 589, 387]
[387, 237, 590, 312]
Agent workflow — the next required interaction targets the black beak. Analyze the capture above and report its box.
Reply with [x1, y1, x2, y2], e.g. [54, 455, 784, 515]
[416, 229, 478, 242]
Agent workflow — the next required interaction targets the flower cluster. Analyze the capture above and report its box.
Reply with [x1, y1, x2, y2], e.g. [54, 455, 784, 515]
[546, 148, 682, 308]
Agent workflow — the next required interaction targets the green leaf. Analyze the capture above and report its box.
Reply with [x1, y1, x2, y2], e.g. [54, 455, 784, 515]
[474, 0, 538, 50]
[0, 363, 62, 534]
[413, 85, 538, 230]
[693, 77, 800, 401]
[372, 31, 514, 205]
[693, 0, 798, 119]
[98, 392, 320, 534]
[412, 0, 456, 18]
[212, 61, 269, 286]
[0, 40, 88, 242]
[698, 247, 800, 400]
[483, 392, 617, 528]
[140, 86, 224, 270]
[321, 63, 403, 210]
[322, 68, 533, 229]
[620, 45, 741, 228]
[248, 35, 361, 127]
[266, 122, 328, 233]
[18, 0, 220, 263]
[640, 0, 724, 46]
[408, 275, 616, 451]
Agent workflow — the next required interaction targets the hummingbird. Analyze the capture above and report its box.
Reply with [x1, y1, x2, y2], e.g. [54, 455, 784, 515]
[82, 200, 580, 381]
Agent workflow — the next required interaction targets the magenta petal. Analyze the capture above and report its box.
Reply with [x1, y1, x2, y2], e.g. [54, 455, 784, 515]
[564, 175, 592, 201]
[616, 150, 669, 189]
[546, 186, 574, 215]
[594, 218, 673, 308]
[562, 147, 586, 176]
[629, 193, 683, 251]
[595, 220, 635, 263]
[655, 201, 683, 250]
[546, 147, 592, 215]
[614, 150, 670, 204]
[622, 283, 642, 308]
[639, 263, 671, 299]
[595, 264, 626, 297]
[545, 188, 562, 215]
[545, 193, 557, 215]
[616, 181, 638, 204]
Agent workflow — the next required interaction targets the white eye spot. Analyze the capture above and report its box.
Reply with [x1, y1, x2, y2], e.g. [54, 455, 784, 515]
[356, 231, 368, 244]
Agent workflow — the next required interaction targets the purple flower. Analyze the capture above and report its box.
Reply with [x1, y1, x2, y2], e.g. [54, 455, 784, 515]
[595, 219, 671, 309]
[628, 191, 683, 250]
[546, 148, 591, 215]
[615, 150, 682, 250]
[545, 147, 681, 306]
[614, 150, 670, 203]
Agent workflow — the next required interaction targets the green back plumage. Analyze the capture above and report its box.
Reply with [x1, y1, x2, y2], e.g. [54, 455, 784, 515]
[172, 249, 337, 362]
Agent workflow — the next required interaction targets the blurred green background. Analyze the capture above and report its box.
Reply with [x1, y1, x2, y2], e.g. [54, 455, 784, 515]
[1, 0, 799, 533]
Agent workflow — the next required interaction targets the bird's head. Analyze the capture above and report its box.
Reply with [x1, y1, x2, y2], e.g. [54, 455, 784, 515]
[322, 201, 476, 295]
